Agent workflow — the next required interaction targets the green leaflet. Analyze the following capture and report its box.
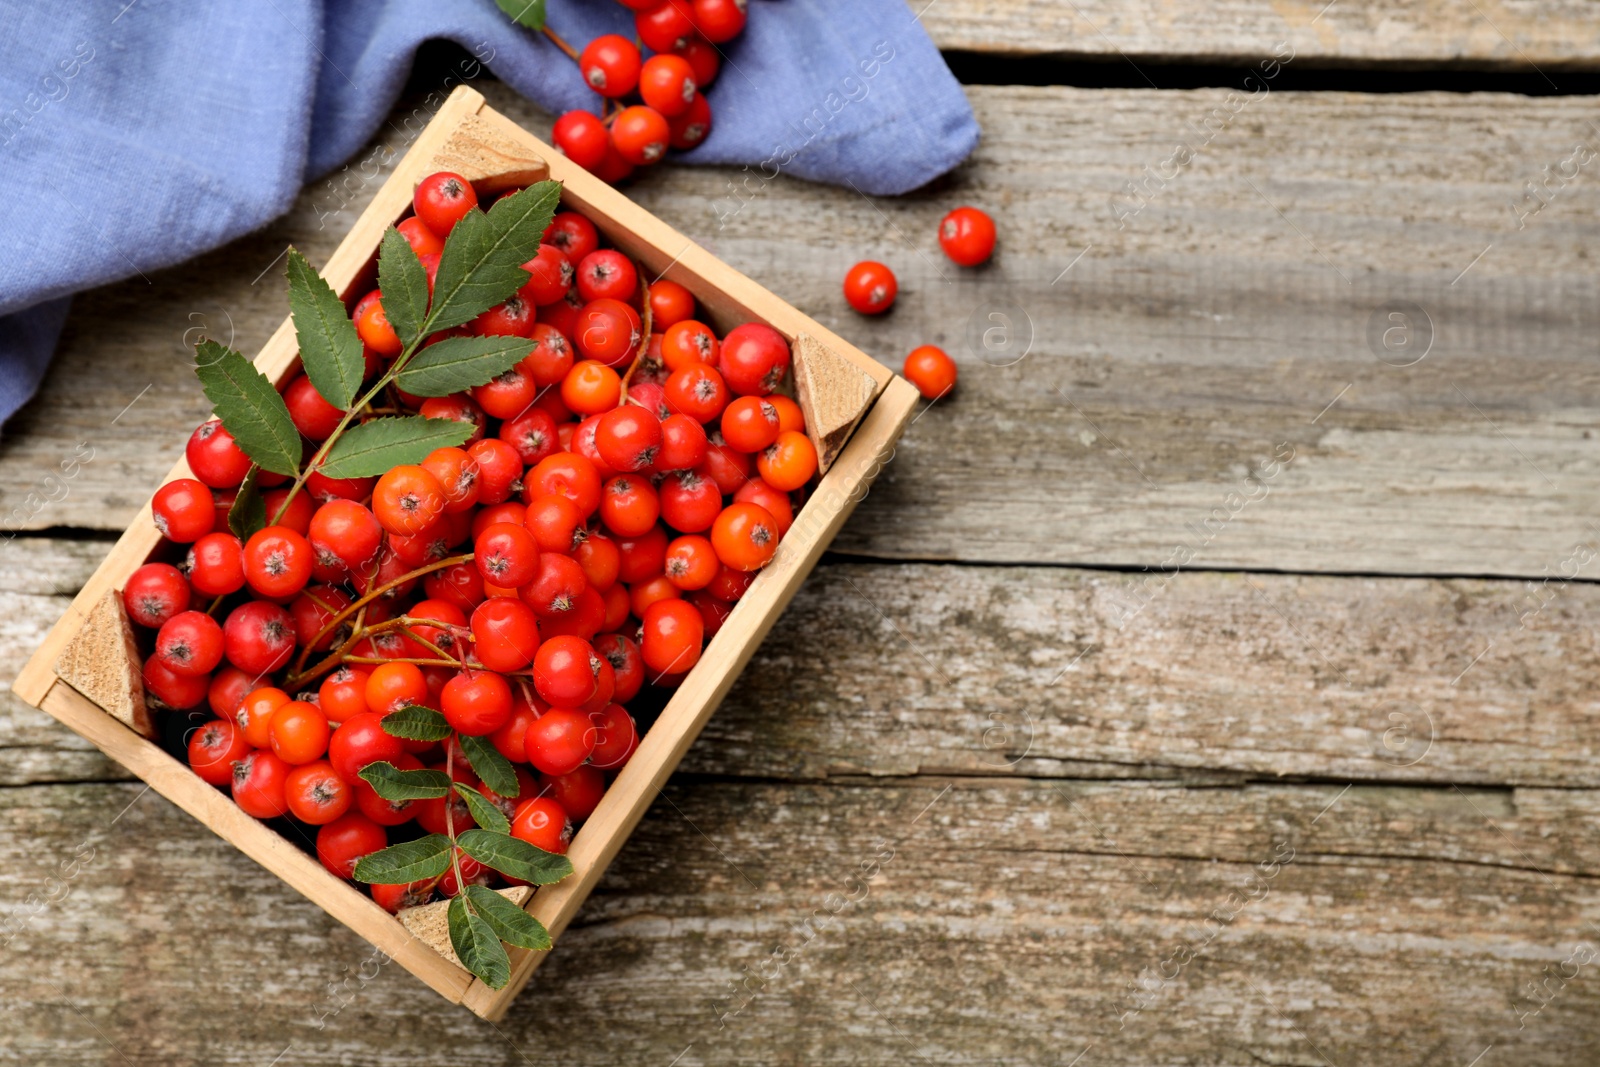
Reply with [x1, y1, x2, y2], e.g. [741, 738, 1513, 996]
[427, 181, 562, 332]
[351, 834, 452, 884]
[448, 894, 512, 988]
[316, 416, 473, 479]
[454, 782, 512, 836]
[193, 341, 301, 477]
[457, 733, 518, 799]
[464, 884, 551, 951]
[457, 829, 574, 886]
[379, 706, 453, 742]
[227, 466, 266, 540]
[286, 248, 365, 410]
[376, 228, 430, 348]
[394, 335, 535, 398]
[495, 0, 546, 30]
[358, 761, 451, 802]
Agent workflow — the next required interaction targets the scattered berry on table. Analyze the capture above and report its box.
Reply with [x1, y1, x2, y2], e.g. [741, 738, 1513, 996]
[903, 344, 959, 400]
[843, 260, 898, 315]
[937, 206, 996, 267]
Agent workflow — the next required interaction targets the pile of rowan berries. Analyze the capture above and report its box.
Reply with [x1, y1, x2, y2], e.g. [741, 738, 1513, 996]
[125, 173, 811, 913]
[549, 0, 745, 182]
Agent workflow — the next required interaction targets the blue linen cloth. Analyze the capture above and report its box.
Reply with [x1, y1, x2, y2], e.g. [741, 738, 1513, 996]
[0, 0, 978, 429]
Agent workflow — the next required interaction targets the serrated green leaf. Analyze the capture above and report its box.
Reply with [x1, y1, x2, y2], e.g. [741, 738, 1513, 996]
[427, 181, 562, 332]
[193, 341, 302, 477]
[286, 249, 365, 411]
[454, 782, 511, 836]
[449, 895, 512, 988]
[352, 833, 452, 884]
[359, 761, 451, 802]
[464, 884, 551, 950]
[227, 467, 267, 540]
[457, 733, 519, 799]
[495, 0, 546, 30]
[315, 416, 472, 479]
[395, 335, 535, 398]
[380, 706, 452, 742]
[377, 228, 430, 347]
[458, 829, 574, 886]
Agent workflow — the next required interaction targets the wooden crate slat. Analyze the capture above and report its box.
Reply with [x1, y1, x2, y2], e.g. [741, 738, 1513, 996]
[921, 0, 1600, 67]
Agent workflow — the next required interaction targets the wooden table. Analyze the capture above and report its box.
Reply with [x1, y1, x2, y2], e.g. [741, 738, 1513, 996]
[4, 6, 1599, 1063]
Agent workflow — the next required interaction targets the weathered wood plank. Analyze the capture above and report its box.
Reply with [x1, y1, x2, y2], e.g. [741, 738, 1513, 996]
[1, 85, 1594, 578]
[640, 87, 1600, 578]
[687, 560, 1600, 789]
[8, 537, 1598, 789]
[916, 0, 1600, 68]
[4, 779, 1599, 1065]
[0, 538, 123, 785]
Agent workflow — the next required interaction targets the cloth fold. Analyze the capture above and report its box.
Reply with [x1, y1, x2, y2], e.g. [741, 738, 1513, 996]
[0, 0, 978, 428]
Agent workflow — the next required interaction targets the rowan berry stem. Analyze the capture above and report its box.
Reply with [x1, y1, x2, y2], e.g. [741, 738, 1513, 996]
[343, 656, 464, 668]
[444, 740, 466, 901]
[395, 625, 463, 666]
[284, 553, 475, 686]
[543, 25, 579, 61]
[617, 273, 654, 403]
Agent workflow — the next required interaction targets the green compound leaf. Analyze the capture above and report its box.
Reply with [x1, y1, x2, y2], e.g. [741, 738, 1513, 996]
[227, 466, 267, 540]
[286, 248, 365, 411]
[316, 416, 472, 479]
[352, 833, 452, 885]
[448, 894, 512, 989]
[394, 335, 535, 399]
[193, 341, 301, 477]
[495, 0, 547, 31]
[457, 829, 574, 886]
[453, 781, 511, 836]
[457, 733, 519, 799]
[464, 884, 551, 951]
[358, 761, 451, 802]
[379, 706, 453, 743]
[376, 227, 431, 348]
[427, 180, 562, 333]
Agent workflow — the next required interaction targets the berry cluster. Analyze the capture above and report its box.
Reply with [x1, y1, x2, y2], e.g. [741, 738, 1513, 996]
[843, 205, 998, 401]
[127, 172, 810, 946]
[550, 0, 745, 182]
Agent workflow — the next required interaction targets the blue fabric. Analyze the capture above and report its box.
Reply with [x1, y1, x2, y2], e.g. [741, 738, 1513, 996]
[0, 0, 977, 428]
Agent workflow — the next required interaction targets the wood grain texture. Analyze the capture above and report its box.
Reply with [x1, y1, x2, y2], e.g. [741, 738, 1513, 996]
[54, 591, 151, 739]
[5, 778, 1600, 1065]
[915, 0, 1600, 68]
[8, 538, 1598, 789]
[2, 85, 1596, 578]
[0, 538, 124, 786]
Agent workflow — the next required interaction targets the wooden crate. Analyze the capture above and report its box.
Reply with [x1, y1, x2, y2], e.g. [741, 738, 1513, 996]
[10, 85, 918, 1020]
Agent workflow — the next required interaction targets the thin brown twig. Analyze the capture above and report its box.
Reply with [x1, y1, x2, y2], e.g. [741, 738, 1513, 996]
[344, 656, 465, 668]
[285, 554, 474, 684]
[617, 272, 654, 402]
[543, 25, 579, 60]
